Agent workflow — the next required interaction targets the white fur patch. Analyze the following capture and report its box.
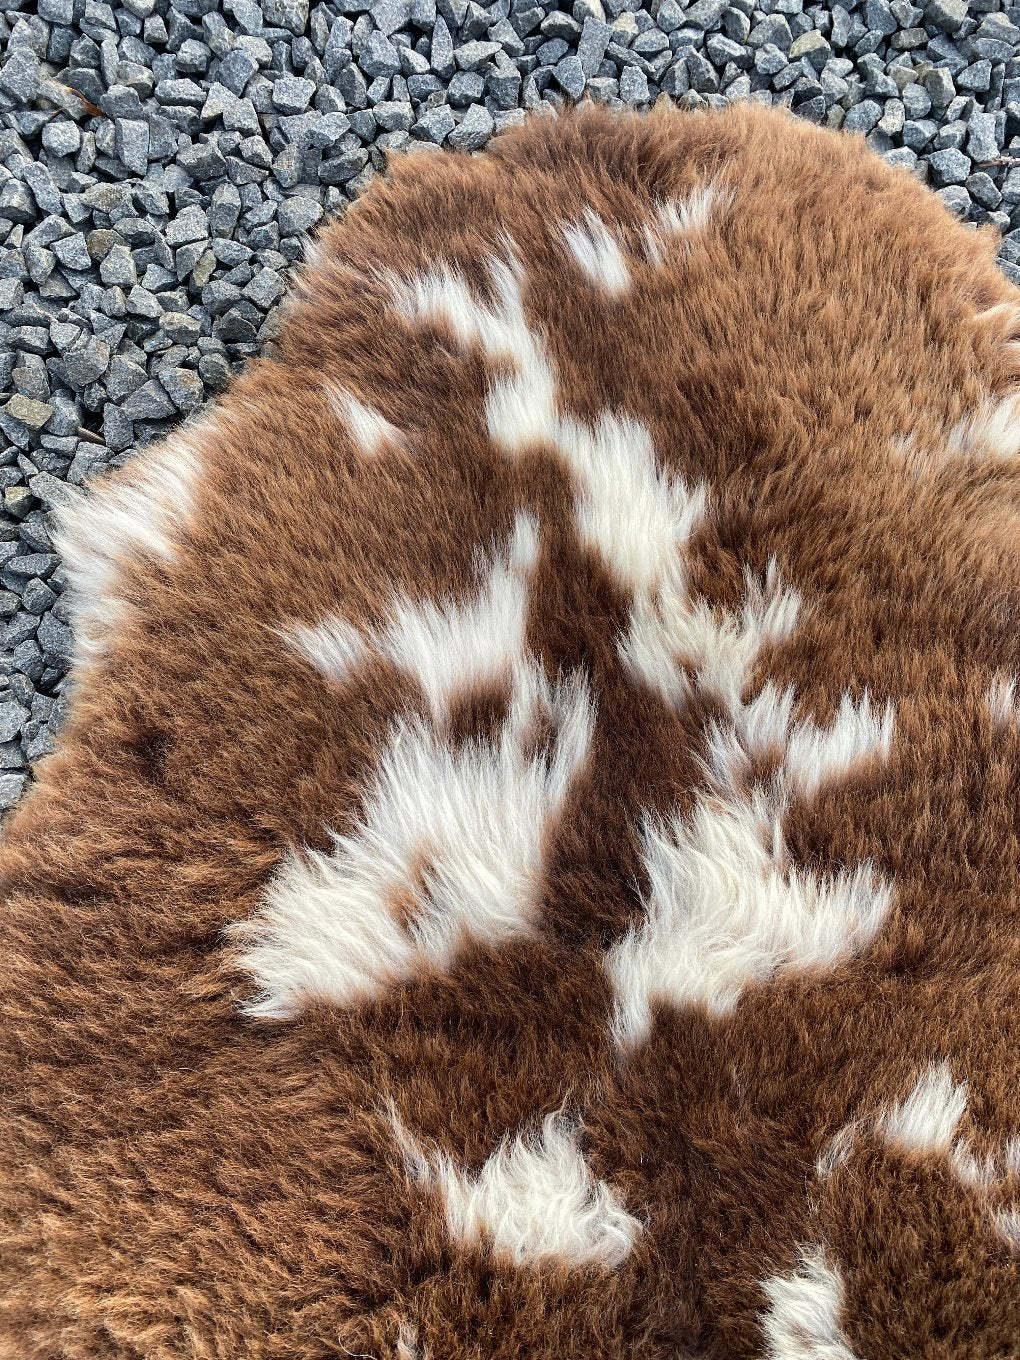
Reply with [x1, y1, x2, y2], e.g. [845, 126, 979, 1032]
[642, 183, 731, 266]
[815, 1121, 863, 1179]
[393, 249, 709, 611]
[608, 583, 894, 1047]
[554, 411, 708, 598]
[784, 692, 896, 801]
[280, 613, 369, 685]
[875, 1065, 1020, 1249]
[952, 1142, 1006, 1195]
[956, 1147, 1020, 1250]
[488, 372, 709, 607]
[390, 252, 536, 367]
[607, 786, 892, 1046]
[761, 1246, 860, 1360]
[993, 1206, 1020, 1250]
[280, 514, 540, 717]
[619, 558, 801, 708]
[986, 673, 1018, 727]
[231, 661, 594, 1017]
[820, 1071, 1020, 1258]
[946, 392, 1020, 461]
[374, 515, 539, 721]
[821, 1085, 997, 1184]
[392, 250, 562, 460]
[950, 1133, 1020, 1217]
[52, 428, 204, 666]
[392, 1108, 641, 1268]
[395, 1324, 421, 1360]
[327, 385, 408, 456]
[560, 211, 631, 296]
[877, 1063, 968, 1155]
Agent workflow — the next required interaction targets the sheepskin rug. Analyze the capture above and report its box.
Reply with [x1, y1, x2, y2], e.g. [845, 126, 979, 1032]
[3, 102, 1020, 1358]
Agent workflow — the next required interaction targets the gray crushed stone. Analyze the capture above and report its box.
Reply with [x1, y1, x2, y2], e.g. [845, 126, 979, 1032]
[2, 0, 1020, 811]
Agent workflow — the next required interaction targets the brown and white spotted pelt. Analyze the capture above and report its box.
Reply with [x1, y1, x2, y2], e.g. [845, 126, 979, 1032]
[3, 103, 1020, 1358]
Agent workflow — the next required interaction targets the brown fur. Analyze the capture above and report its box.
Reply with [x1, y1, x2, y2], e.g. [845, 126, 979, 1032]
[3, 103, 1020, 1358]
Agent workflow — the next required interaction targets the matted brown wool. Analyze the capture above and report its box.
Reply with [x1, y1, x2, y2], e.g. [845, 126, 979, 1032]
[3, 103, 1020, 1357]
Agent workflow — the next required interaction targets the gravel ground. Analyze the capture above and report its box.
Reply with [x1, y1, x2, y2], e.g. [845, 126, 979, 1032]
[0, 0, 1019, 811]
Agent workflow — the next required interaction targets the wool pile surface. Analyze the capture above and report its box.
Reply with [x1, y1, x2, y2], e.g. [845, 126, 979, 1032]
[3, 102, 1020, 1357]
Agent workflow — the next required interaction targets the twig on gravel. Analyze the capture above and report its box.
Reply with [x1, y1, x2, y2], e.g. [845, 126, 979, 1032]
[75, 427, 108, 447]
[48, 81, 106, 119]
